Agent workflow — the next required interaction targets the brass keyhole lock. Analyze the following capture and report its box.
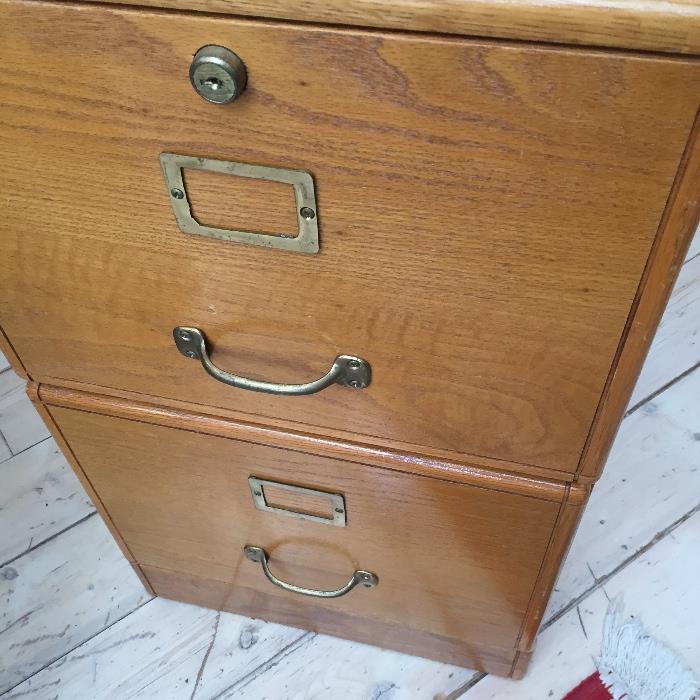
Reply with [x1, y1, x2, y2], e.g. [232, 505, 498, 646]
[189, 45, 247, 105]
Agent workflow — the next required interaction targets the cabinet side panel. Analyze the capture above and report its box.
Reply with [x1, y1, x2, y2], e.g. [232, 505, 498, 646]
[578, 110, 700, 479]
[513, 485, 589, 659]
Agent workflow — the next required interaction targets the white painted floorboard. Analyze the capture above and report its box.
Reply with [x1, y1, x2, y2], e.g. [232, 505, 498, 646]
[3, 599, 307, 700]
[224, 634, 478, 699]
[0, 430, 11, 464]
[5, 599, 478, 700]
[0, 371, 50, 456]
[0, 516, 150, 695]
[547, 366, 700, 616]
[463, 510, 700, 699]
[0, 438, 94, 565]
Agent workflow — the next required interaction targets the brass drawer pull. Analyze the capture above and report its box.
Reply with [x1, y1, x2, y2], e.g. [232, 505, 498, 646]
[173, 326, 371, 396]
[243, 545, 378, 598]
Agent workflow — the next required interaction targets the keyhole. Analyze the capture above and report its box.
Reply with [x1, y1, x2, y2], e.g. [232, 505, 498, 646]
[201, 76, 223, 91]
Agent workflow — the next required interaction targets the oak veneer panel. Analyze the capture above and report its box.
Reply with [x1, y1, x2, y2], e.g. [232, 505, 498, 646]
[66, 0, 700, 56]
[1, 2, 699, 474]
[51, 406, 562, 657]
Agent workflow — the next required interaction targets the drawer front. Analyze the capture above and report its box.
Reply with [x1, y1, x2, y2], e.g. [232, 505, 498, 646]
[2, 2, 698, 472]
[51, 406, 562, 656]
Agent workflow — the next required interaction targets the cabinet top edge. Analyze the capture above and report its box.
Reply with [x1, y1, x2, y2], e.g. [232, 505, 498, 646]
[23, 0, 700, 56]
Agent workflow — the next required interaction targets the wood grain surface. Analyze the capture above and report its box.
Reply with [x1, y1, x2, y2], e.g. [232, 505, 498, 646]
[48, 0, 700, 55]
[50, 405, 563, 667]
[2, 2, 698, 476]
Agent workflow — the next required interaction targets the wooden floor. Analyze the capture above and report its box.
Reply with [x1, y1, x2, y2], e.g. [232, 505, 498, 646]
[1, 231, 698, 699]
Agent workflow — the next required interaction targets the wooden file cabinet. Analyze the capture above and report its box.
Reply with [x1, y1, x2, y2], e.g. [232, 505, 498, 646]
[1, 0, 698, 677]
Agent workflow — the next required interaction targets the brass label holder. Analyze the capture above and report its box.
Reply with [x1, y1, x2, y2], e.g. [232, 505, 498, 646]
[159, 153, 319, 254]
[248, 476, 346, 527]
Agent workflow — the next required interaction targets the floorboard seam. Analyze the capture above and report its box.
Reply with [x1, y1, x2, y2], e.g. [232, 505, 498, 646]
[0, 431, 12, 462]
[208, 631, 316, 699]
[0, 436, 53, 462]
[446, 672, 487, 699]
[191, 610, 221, 700]
[0, 511, 97, 570]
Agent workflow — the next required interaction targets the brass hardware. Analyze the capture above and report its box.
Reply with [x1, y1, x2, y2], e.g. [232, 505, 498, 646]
[173, 327, 371, 396]
[159, 153, 319, 254]
[248, 476, 346, 526]
[189, 45, 247, 105]
[243, 545, 378, 598]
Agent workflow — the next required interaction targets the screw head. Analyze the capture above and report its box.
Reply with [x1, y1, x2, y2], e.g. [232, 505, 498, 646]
[348, 380, 362, 388]
[299, 207, 316, 220]
[185, 350, 197, 358]
[171, 188, 185, 200]
[347, 359, 361, 369]
[334, 507, 344, 514]
[253, 490, 262, 497]
[178, 330, 191, 341]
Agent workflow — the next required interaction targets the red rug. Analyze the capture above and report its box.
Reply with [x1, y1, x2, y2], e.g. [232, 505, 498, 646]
[563, 673, 614, 700]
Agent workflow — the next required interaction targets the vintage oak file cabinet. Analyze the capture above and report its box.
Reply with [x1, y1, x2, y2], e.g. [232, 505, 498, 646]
[1, 0, 699, 679]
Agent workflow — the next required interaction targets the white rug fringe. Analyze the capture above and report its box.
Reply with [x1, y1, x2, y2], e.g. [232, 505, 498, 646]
[597, 596, 699, 700]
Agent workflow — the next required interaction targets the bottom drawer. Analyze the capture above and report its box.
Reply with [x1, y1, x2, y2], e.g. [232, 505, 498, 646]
[50, 404, 570, 676]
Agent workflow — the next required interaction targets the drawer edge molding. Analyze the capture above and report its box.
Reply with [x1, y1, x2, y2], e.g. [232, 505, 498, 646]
[29, 375, 576, 483]
[30, 381, 588, 504]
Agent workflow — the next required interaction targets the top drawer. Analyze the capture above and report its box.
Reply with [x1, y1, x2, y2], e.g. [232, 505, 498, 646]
[0, 1, 697, 474]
